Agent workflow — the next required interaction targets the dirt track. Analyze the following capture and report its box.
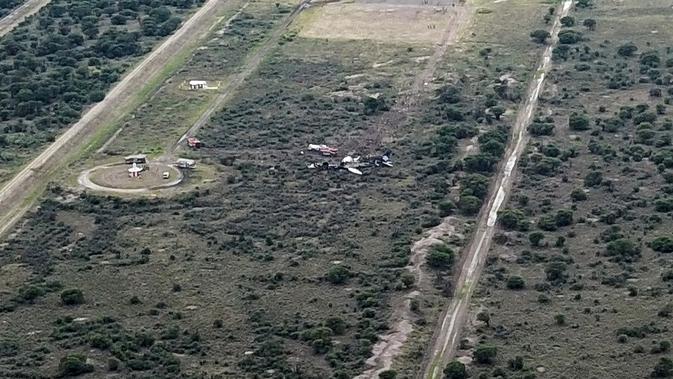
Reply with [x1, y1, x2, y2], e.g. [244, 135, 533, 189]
[78, 163, 183, 194]
[420, 1, 574, 378]
[354, 4, 471, 378]
[0, 0, 51, 37]
[0, 0, 236, 238]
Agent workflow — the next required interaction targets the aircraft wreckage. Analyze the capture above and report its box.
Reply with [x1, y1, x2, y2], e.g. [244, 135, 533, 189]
[305, 144, 393, 176]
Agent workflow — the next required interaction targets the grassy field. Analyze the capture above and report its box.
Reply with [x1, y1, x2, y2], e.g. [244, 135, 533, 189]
[462, 1, 673, 378]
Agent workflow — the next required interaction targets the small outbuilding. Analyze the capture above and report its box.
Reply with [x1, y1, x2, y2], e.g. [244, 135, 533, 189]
[125, 154, 147, 164]
[189, 80, 207, 90]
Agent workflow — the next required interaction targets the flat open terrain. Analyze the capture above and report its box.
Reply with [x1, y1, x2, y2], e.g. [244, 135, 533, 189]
[7, 0, 663, 379]
[299, 2, 458, 44]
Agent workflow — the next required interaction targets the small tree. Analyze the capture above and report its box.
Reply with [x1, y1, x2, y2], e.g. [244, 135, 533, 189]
[459, 195, 482, 216]
[499, 209, 525, 230]
[427, 245, 455, 270]
[583, 18, 596, 30]
[569, 113, 590, 131]
[473, 345, 497, 364]
[555, 313, 566, 325]
[438, 200, 456, 217]
[379, 370, 397, 379]
[326, 266, 351, 284]
[509, 356, 524, 371]
[545, 262, 568, 283]
[650, 237, 673, 253]
[530, 29, 551, 44]
[555, 209, 574, 227]
[491, 106, 505, 120]
[529, 232, 545, 247]
[61, 289, 85, 306]
[476, 311, 490, 326]
[59, 354, 94, 376]
[584, 171, 603, 187]
[444, 360, 468, 379]
[571, 189, 587, 201]
[651, 357, 673, 378]
[617, 43, 638, 57]
[507, 276, 526, 290]
[560, 16, 575, 27]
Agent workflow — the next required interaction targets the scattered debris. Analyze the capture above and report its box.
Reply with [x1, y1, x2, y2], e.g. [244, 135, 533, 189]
[307, 143, 338, 156]
[187, 137, 203, 149]
[307, 150, 393, 176]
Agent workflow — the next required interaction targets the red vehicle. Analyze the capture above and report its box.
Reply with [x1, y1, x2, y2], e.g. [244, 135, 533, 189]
[187, 137, 203, 149]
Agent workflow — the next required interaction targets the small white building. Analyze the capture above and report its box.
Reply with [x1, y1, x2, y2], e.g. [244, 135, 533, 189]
[189, 80, 207, 90]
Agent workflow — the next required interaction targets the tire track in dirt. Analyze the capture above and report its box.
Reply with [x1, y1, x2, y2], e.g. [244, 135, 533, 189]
[354, 4, 472, 378]
[0, 0, 51, 38]
[420, 1, 573, 378]
[0, 0, 239, 238]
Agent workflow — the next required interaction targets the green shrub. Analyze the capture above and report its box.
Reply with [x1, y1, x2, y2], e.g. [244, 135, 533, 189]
[606, 239, 640, 261]
[555, 209, 574, 227]
[326, 266, 351, 285]
[498, 208, 527, 230]
[569, 113, 590, 130]
[426, 245, 455, 270]
[650, 237, 673, 253]
[529, 232, 545, 246]
[61, 289, 85, 306]
[473, 345, 497, 364]
[443, 360, 467, 379]
[458, 195, 482, 216]
[571, 189, 587, 201]
[652, 357, 673, 378]
[584, 171, 603, 187]
[59, 354, 94, 376]
[506, 276, 526, 290]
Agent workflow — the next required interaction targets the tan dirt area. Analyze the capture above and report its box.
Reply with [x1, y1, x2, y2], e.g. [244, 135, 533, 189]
[300, 3, 459, 44]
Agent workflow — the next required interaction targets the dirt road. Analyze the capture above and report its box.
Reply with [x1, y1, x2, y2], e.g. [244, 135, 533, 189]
[0, 0, 51, 37]
[421, 1, 573, 378]
[354, 4, 472, 379]
[175, 0, 312, 150]
[0, 0, 238, 238]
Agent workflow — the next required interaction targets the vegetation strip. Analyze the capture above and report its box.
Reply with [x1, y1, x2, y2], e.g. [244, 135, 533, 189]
[423, 1, 574, 378]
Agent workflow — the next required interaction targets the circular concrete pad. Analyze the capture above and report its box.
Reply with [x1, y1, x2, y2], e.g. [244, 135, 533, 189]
[79, 162, 183, 194]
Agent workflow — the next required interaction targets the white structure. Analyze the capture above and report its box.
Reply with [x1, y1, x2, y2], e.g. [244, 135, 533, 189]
[189, 80, 207, 90]
[128, 162, 143, 178]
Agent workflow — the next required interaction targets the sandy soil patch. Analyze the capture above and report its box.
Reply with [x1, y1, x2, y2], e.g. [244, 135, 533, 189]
[299, 3, 457, 44]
